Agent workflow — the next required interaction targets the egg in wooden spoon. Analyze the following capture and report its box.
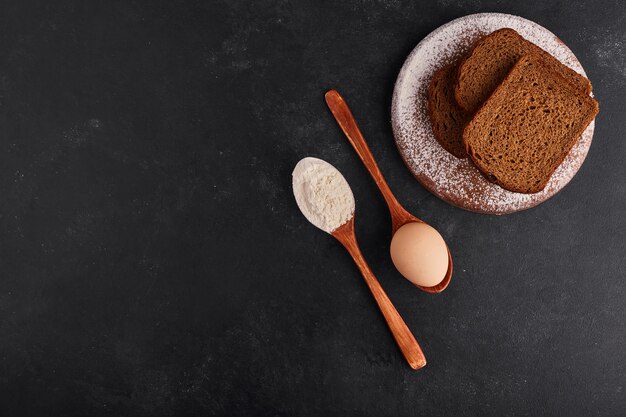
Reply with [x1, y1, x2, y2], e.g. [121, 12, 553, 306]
[325, 90, 452, 292]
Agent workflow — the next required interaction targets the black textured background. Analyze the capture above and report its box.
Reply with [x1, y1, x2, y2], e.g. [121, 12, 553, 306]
[1, 1, 625, 416]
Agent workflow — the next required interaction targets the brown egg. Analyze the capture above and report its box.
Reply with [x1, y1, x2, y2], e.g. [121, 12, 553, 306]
[390, 222, 448, 288]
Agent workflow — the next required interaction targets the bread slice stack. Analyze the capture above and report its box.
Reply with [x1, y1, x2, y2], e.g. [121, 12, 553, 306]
[427, 28, 599, 194]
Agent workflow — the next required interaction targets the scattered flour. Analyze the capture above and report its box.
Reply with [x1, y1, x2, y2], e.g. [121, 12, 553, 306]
[292, 157, 355, 233]
[391, 13, 596, 214]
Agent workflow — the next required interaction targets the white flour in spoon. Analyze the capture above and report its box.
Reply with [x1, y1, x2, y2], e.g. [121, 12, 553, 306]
[292, 157, 355, 233]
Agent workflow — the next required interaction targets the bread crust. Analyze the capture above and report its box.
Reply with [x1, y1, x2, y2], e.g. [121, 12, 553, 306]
[454, 28, 592, 114]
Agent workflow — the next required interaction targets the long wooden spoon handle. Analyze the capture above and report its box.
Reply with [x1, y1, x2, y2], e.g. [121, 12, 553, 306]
[325, 89, 399, 207]
[338, 236, 426, 369]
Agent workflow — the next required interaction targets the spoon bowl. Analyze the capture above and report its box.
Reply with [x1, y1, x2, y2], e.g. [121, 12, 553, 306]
[325, 89, 452, 293]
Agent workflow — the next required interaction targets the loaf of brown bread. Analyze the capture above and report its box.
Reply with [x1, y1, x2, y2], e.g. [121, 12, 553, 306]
[455, 28, 592, 114]
[427, 63, 471, 158]
[463, 54, 599, 194]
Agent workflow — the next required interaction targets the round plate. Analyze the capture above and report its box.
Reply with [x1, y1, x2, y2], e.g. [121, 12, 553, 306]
[391, 13, 595, 214]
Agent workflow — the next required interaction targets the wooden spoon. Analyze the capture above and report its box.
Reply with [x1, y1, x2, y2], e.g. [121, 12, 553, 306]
[332, 217, 426, 369]
[325, 89, 453, 293]
[293, 157, 426, 370]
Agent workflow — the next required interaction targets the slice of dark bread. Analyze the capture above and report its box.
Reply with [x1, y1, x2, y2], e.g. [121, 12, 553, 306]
[463, 54, 599, 194]
[427, 63, 471, 158]
[455, 28, 592, 114]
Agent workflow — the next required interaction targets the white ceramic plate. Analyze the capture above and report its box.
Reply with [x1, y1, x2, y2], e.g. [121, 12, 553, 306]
[391, 13, 595, 214]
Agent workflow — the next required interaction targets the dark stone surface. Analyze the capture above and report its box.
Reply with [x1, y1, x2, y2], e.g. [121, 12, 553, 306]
[1, 1, 624, 415]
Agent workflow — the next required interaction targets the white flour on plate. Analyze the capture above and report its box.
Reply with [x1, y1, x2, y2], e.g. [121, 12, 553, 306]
[391, 13, 595, 214]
